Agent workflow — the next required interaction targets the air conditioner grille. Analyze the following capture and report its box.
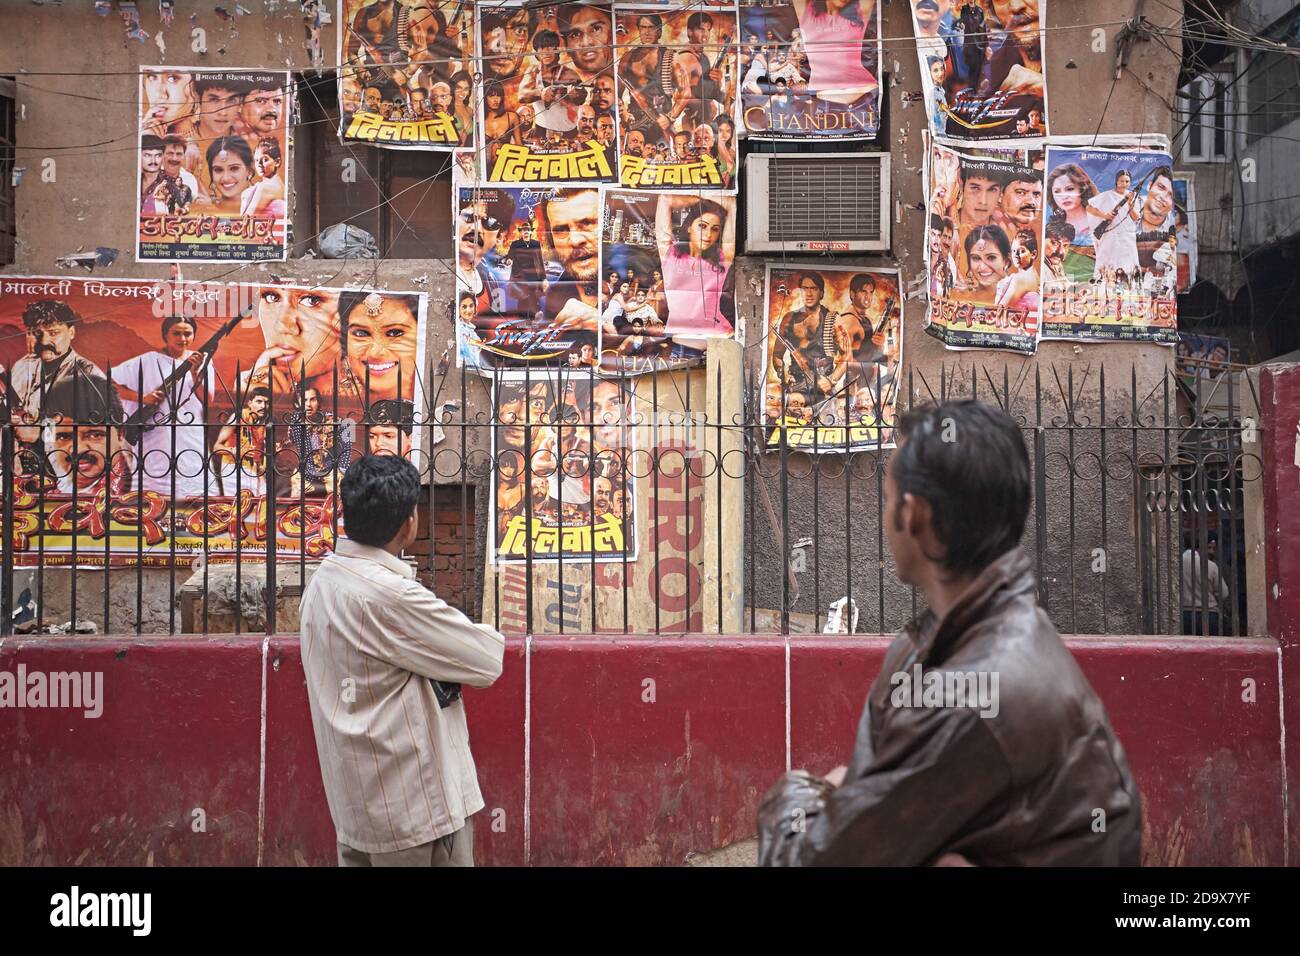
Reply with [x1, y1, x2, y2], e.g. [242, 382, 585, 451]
[767, 158, 883, 241]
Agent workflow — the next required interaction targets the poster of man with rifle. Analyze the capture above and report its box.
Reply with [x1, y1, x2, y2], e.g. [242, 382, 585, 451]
[0, 277, 427, 567]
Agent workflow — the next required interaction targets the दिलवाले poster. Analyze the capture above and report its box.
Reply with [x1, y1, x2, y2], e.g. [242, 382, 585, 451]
[338, 0, 476, 149]
[0, 276, 428, 566]
[908, 0, 1047, 143]
[1040, 145, 1179, 343]
[613, 4, 739, 191]
[762, 264, 902, 452]
[491, 372, 637, 563]
[478, 1, 618, 185]
[925, 141, 1043, 352]
[738, 0, 881, 141]
[598, 189, 739, 375]
[137, 67, 291, 262]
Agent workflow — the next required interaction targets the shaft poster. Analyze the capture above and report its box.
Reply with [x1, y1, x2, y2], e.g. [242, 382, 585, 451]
[137, 67, 291, 262]
[925, 141, 1042, 353]
[598, 189, 737, 375]
[339, 0, 476, 149]
[0, 277, 428, 566]
[477, 1, 617, 185]
[762, 265, 902, 452]
[613, 5, 739, 191]
[908, 0, 1047, 142]
[738, 0, 881, 141]
[491, 373, 637, 563]
[1040, 146, 1179, 343]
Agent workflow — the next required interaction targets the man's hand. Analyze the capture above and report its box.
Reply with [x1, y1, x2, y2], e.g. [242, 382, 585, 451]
[551, 298, 600, 334]
[823, 765, 848, 788]
[998, 64, 1044, 97]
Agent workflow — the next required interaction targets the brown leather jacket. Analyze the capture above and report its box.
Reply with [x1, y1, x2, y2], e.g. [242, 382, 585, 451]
[758, 547, 1142, 866]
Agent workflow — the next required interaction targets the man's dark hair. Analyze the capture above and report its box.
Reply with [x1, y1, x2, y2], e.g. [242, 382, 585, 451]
[194, 76, 248, 99]
[1045, 218, 1076, 243]
[892, 400, 1031, 576]
[849, 273, 877, 295]
[44, 373, 124, 426]
[369, 398, 415, 436]
[794, 271, 825, 296]
[340, 454, 421, 548]
[687, 12, 713, 30]
[534, 28, 560, 49]
[1005, 168, 1039, 189]
[22, 299, 80, 330]
[248, 386, 272, 403]
[141, 134, 166, 152]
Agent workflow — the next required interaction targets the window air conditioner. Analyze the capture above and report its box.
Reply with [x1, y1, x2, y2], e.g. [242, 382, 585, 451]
[745, 152, 891, 253]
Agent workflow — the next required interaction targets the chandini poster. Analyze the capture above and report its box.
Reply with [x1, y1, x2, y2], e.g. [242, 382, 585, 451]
[925, 140, 1043, 352]
[613, 5, 740, 191]
[477, 1, 618, 185]
[908, 0, 1047, 143]
[1040, 146, 1179, 343]
[738, 0, 881, 141]
[598, 189, 738, 375]
[0, 277, 428, 566]
[762, 265, 902, 452]
[491, 373, 637, 563]
[338, 0, 476, 149]
[137, 67, 291, 262]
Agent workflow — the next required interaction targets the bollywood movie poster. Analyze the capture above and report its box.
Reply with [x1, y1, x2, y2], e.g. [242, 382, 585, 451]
[0, 277, 428, 567]
[1173, 174, 1197, 293]
[1176, 332, 1230, 384]
[1040, 146, 1179, 344]
[338, 0, 477, 150]
[491, 373, 637, 564]
[924, 141, 1043, 352]
[476, 1, 618, 185]
[762, 265, 902, 452]
[612, 5, 740, 192]
[738, 0, 881, 141]
[136, 67, 291, 262]
[909, 0, 1047, 143]
[455, 182, 605, 373]
[598, 189, 739, 374]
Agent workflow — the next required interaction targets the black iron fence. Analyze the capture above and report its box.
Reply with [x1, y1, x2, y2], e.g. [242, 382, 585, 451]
[0, 358, 1260, 639]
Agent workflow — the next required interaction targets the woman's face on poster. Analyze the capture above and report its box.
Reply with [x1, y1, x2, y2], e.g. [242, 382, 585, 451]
[144, 70, 193, 128]
[255, 148, 278, 178]
[210, 150, 252, 199]
[257, 287, 341, 380]
[1051, 174, 1082, 212]
[691, 212, 723, 253]
[345, 298, 420, 400]
[969, 239, 1009, 289]
[459, 296, 476, 323]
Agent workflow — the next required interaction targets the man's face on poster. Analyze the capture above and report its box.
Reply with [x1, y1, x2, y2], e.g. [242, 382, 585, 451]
[798, 275, 823, 309]
[364, 87, 383, 111]
[544, 193, 600, 283]
[242, 87, 283, 135]
[852, 282, 876, 315]
[688, 16, 713, 45]
[431, 83, 453, 113]
[368, 424, 411, 458]
[596, 113, 615, 145]
[577, 104, 596, 138]
[990, 0, 1041, 47]
[592, 380, 625, 448]
[198, 86, 242, 138]
[49, 420, 114, 488]
[257, 287, 341, 381]
[141, 147, 163, 177]
[625, 128, 646, 156]
[912, 0, 953, 32]
[1144, 174, 1174, 222]
[960, 174, 1001, 225]
[32, 319, 75, 362]
[458, 205, 501, 268]
[303, 388, 320, 417]
[592, 75, 616, 113]
[562, 7, 612, 75]
[593, 475, 613, 515]
[637, 16, 661, 45]
[1002, 177, 1042, 228]
[162, 142, 186, 177]
[611, 486, 629, 521]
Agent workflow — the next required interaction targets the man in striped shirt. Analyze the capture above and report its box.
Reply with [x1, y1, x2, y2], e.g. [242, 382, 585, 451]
[301, 455, 505, 866]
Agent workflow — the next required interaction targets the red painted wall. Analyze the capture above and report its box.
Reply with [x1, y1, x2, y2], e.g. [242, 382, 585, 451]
[0, 633, 1284, 866]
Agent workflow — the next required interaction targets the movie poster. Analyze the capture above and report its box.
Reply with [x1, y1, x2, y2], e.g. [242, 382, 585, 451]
[455, 183, 603, 372]
[477, 1, 617, 185]
[613, 5, 739, 191]
[491, 373, 637, 563]
[137, 67, 291, 262]
[1176, 332, 1230, 383]
[0, 277, 428, 566]
[762, 265, 901, 451]
[338, 0, 476, 149]
[909, 0, 1047, 142]
[738, 0, 881, 140]
[925, 141, 1043, 352]
[1040, 146, 1179, 343]
[598, 189, 738, 374]
[1173, 174, 1197, 293]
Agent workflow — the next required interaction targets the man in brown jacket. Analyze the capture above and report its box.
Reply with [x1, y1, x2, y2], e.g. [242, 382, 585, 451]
[758, 400, 1141, 865]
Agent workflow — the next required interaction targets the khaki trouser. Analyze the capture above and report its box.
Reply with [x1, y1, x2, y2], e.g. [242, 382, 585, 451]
[337, 820, 474, 868]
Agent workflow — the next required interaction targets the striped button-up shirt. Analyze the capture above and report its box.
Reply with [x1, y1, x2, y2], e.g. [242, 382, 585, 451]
[300, 538, 505, 854]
